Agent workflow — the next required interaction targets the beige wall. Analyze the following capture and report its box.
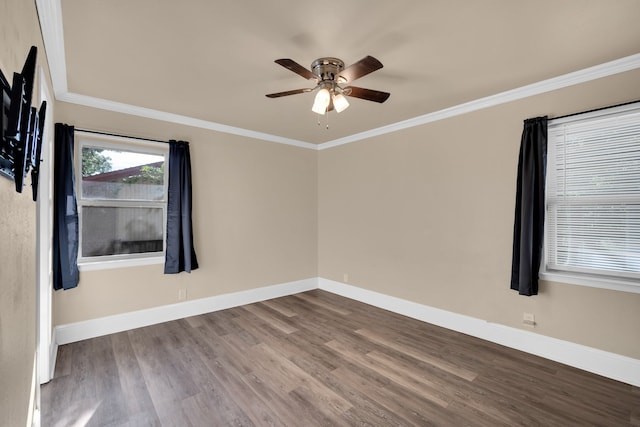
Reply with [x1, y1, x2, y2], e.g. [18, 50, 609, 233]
[0, 3, 636, 424]
[318, 68, 640, 359]
[55, 69, 640, 361]
[0, 0, 51, 425]
[53, 103, 318, 325]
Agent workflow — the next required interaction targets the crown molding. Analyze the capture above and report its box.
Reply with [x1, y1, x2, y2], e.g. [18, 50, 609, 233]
[59, 92, 317, 150]
[35, 0, 68, 97]
[36, 0, 640, 151]
[316, 53, 640, 150]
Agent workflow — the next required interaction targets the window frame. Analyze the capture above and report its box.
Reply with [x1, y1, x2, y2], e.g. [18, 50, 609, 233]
[540, 102, 640, 294]
[74, 132, 169, 270]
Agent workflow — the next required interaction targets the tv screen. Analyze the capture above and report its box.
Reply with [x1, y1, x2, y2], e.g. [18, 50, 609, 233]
[0, 72, 25, 180]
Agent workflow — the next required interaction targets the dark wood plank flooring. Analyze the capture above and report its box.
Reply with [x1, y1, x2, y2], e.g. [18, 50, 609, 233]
[41, 290, 639, 426]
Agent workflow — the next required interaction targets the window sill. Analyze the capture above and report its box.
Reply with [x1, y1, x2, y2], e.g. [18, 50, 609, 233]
[78, 256, 164, 272]
[539, 271, 640, 294]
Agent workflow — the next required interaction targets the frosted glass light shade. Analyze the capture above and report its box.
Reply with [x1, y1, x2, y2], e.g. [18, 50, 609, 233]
[332, 93, 349, 113]
[312, 88, 331, 114]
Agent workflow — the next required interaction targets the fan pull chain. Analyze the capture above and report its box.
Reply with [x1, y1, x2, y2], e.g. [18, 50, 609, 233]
[316, 109, 330, 129]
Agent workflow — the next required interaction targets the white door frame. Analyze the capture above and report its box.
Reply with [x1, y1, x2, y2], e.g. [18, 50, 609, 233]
[36, 66, 54, 385]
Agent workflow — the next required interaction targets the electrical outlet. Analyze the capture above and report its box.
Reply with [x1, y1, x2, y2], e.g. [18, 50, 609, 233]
[178, 288, 187, 301]
[343, 273, 349, 283]
[522, 312, 536, 327]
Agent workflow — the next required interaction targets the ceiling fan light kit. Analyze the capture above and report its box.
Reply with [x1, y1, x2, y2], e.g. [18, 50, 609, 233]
[312, 88, 331, 114]
[332, 93, 349, 113]
[266, 55, 390, 117]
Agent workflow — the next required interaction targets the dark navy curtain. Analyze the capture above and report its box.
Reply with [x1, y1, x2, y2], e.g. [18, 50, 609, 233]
[510, 117, 547, 296]
[164, 140, 199, 274]
[52, 123, 79, 290]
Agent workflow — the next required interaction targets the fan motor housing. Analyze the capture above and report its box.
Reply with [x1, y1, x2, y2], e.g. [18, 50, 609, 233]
[311, 57, 345, 82]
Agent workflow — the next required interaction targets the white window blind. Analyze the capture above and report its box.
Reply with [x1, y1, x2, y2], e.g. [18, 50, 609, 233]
[544, 103, 640, 290]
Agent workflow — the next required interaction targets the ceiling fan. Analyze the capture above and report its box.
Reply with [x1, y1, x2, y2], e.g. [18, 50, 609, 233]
[265, 56, 390, 115]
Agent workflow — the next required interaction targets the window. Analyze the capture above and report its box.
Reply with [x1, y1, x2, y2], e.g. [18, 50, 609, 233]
[76, 134, 169, 268]
[542, 103, 640, 293]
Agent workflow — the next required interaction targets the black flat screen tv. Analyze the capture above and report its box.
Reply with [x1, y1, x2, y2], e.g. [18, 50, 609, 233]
[0, 46, 45, 198]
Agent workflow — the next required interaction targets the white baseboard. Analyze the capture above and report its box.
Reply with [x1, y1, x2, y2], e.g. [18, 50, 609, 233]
[48, 336, 58, 382]
[54, 278, 318, 346]
[51, 276, 640, 387]
[28, 356, 37, 427]
[318, 278, 640, 387]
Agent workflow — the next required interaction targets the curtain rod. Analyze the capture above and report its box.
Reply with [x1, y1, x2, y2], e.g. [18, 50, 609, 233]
[549, 99, 640, 122]
[74, 128, 170, 144]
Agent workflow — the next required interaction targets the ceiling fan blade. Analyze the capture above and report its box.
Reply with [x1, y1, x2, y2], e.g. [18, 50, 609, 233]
[265, 88, 313, 98]
[338, 56, 383, 83]
[343, 86, 390, 103]
[275, 59, 317, 81]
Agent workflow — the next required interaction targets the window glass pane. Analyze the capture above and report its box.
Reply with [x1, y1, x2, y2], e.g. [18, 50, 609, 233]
[81, 206, 164, 257]
[81, 146, 165, 201]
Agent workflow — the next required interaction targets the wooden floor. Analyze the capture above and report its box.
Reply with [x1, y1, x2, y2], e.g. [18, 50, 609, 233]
[42, 290, 639, 426]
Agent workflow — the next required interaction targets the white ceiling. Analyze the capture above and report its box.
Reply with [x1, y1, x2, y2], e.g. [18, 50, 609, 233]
[42, 0, 640, 146]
